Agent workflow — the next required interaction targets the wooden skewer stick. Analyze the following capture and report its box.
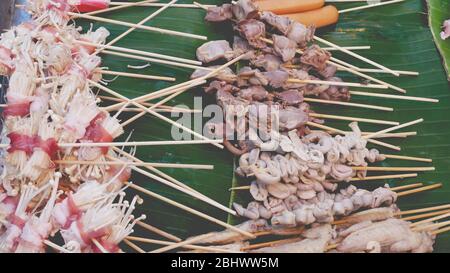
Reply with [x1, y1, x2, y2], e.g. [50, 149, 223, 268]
[283, 64, 418, 76]
[229, 185, 250, 191]
[112, 147, 230, 215]
[409, 212, 450, 228]
[99, 69, 175, 81]
[241, 237, 301, 251]
[95, 0, 179, 55]
[126, 236, 241, 253]
[397, 204, 450, 216]
[44, 240, 70, 253]
[107, 156, 235, 215]
[363, 119, 424, 140]
[313, 36, 399, 76]
[54, 160, 214, 170]
[309, 113, 399, 125]
[136, 221, 181, 242]
[68, 12, 207, 40]
[108, 2, 216, 8]
[100, 95, 200, 113]
[350, 91, 438, 103]
[102, 50, 206, 71]
[258, 38, 405, 93]
[319, 130, 416, 139]
[305, 121, 401, 151]
[431, 226, 450, 235]
[303, 97, 393, 112]
[149, 233, 212, 253]
[401, 209, 450, 222]
[389, 183, 424, 191]
[350, 173, 418, 182]
[89, 80, 223, 149]
[83, 0, 158, 16]
[352, 68, 419, 76]
[339, 0, 406, 14]
[79, 40, 201, 65]
[383, 154, 432, 163]
[123, 239, 146, 253]
[287, 78, 388, 89]
[126, 182, 255, 239]
[323, 46, 371, 51]
[351, 166, 435, 172]
[92, 239, 108, 253]
[396, 183, 442, 197]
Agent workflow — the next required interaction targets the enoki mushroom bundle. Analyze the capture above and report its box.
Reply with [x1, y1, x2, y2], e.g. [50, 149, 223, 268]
[0, 1, 142, 253]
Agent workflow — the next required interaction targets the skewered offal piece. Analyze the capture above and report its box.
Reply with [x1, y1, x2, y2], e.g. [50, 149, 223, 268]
[0, 0, 145, 253]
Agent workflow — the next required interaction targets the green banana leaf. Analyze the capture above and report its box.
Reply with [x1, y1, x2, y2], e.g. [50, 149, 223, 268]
[428, 0, 450, 80]
[73, 0, 450, 252]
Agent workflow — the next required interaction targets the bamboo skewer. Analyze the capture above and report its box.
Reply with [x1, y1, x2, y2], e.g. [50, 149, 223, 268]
[136, 221, 181, 242]
[397, 204, 450, 216]
[89, 80, 224, 149]
[108, 2, 216, 8]
[389, 183, 424, 192]
[103, 54, 246, 112]
[352, 68, 419, 76]
[287, 78, 388, 89]
[241, 237, 301, 251]
[100, 95, 200, 113]
[78, 40, 202, 65]
[92, 239, 108, 253]
[124, 239, 146, 253]
[54, 160, 214, 170]
[102, 50, 206, 70]
[44, 240, 70, 253]
[323, 46, 371, 51]
[410, 212, 450, 228]
[68, 12, 207, 40]
[322, 130, 416, 139]
[83, 0, 159, 16]
[99, 69, 175, 81]
[303, 97, 393, 112]
[112, 147, 229, 215]
[383, 154, 432, 163]
[126, 183, 255, 239]
[350, 91, 438, 103]
[351, 166, 435, 172]
[150, 233, 213, 253]
[309, 113, 399, 125]
[350, 173, 418, 182]
[126, 236, 241, 253]
[339, 0, 406, 14]
[106, 156, 235, 215]
[432, 226, 450, 235]
[396, 183, 443, 197]
[96, 0, 179, 54]
[363, 119, 424, 140]
[402, 210, 450, 222]
[306, 121, 401, 151]
[313, 36, 399, 76]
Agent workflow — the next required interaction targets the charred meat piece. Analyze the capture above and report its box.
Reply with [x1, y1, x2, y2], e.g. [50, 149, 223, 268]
[279, 106, 309, 131]
[236, 19, 267, 48]
[300, 45, 331, 71]
[196, 40, 234, 63]
[238, 66, 269, 86]
[205, 4, 234, 22]
[272, 34, 297, 62]
[205, 80, 240, 94]
[260, 11, 292, 35]
[318, 64, 337, 78]
[319, 77, 351, 102]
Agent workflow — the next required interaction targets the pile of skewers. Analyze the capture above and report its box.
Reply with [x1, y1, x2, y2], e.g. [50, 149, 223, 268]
[0, 0, 447, 253]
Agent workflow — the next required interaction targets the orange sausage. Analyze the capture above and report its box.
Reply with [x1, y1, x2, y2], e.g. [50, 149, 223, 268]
[285, 5, 339, 28]
[255, 0, 325, 15]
